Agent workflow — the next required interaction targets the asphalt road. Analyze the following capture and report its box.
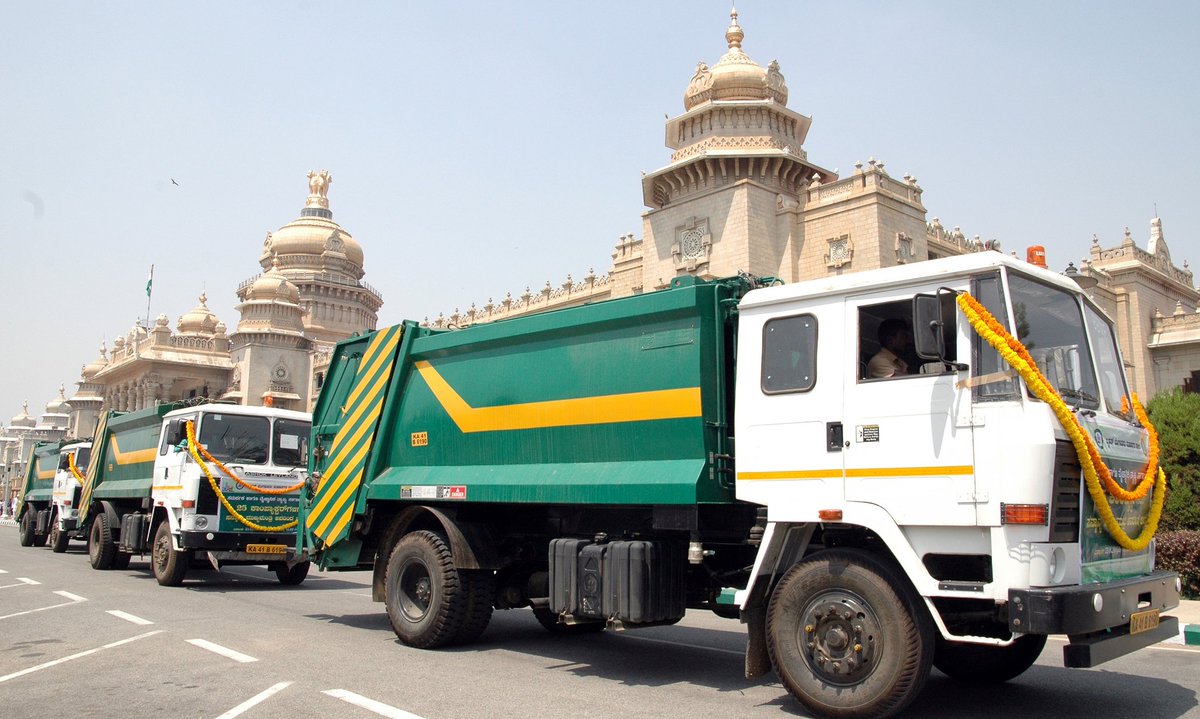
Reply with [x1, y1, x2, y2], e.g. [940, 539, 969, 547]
[1, 526, 1197, 719]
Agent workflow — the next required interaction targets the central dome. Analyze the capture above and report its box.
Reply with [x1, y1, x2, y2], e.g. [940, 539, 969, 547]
[260, 170, 364, 271]
[684, 10, 788, 110]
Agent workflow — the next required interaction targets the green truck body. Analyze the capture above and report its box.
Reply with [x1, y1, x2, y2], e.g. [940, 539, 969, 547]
[302, 275, 746, 566]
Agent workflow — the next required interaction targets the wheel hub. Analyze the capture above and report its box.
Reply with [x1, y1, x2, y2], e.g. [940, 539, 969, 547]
[800, 594, 880, 685]
[398, 561, 433, 621]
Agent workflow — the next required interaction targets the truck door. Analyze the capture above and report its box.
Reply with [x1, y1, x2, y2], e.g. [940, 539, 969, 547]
[842, 287, 977, 526]
[736, 299, 845, 517]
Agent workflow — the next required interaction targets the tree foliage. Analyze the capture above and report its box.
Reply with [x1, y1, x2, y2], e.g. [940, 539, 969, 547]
[1147, 389, 1200, 531]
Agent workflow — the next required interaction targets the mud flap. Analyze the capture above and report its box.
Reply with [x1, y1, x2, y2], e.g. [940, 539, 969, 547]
[744, 604, 772, 678]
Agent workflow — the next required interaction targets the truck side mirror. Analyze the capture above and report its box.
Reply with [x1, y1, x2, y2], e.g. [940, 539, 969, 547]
[165, 419, 186, 447]
[913, 294, 946, 361]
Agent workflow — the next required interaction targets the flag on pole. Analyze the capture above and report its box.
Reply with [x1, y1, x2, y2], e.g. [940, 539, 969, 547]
[146, 265, 154, 298]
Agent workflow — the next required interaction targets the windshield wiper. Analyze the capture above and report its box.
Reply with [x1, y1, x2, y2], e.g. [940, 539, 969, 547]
[1057, 387, 1098, 406]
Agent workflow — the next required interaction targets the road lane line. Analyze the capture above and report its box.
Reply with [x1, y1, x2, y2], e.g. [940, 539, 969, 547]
[107, 610, 153, 625]
[215, 681, 293, 719]
[0, 569, 8, 573]
[0, 630, 163, 683]
[186, 638, 258, 663]
[0, 592, 87, 620]
[322, 689, 428, 719]
[0, 577, 42, 589]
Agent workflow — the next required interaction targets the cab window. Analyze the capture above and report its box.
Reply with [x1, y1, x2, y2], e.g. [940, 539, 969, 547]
[859, 297, 957, 381]
[272, 419, 310, 467]
[762, 314, 817, 393]
[198, 414, 269, 465]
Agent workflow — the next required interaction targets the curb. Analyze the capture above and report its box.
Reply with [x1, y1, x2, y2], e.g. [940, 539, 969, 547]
[1186, 624, 1200, 646]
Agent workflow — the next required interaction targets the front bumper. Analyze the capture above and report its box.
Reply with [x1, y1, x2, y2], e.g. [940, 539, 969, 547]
[1009, 569, 1181, 667]
[180, 530, 297, 553]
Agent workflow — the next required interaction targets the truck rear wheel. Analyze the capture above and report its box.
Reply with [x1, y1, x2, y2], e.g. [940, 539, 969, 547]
[454, 569, 496, 644]
[49, 514, 69, 553]
[275, 561, 311, 586]
[766, 549, 934, 719]
[88, 513, 118, 569]
[385, 530, 470, 648]
[934, 634, 1046, 683]
[19, 508, 38, 547]
[151, 521, 190, 586]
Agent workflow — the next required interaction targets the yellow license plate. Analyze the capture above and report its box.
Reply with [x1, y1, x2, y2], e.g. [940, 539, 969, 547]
[1129, 608, 1160, 635]
[246, 544, 287, 555]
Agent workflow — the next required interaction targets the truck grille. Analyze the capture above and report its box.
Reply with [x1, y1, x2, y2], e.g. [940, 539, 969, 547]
[197, 476, 219, 515]
[1050, 440, 1081, 542]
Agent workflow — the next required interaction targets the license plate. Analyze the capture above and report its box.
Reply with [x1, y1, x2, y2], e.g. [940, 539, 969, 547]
[246, 544, 287, 555]
[1129, 608, 1160, 635]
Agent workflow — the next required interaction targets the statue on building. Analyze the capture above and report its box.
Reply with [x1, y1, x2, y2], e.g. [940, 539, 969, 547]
[307, 170, 332, 199]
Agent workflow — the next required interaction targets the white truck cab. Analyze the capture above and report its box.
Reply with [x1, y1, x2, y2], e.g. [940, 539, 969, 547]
[47, 440, 92, 552]
[141, 403, 312, 585]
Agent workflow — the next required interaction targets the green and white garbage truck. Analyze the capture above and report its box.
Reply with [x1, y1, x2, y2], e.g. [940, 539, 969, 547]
[76, 402, 312, 585]
[17, 439, 89, 549]
[299, 253, 1178, 718]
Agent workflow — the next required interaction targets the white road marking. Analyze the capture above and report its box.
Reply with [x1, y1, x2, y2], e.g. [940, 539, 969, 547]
[0, 591, 87, 620]
[0, 630, 163, 683]
[617, 633, 745, 657]
[215, 681, 293, 719]
[0, 577, 41, 589]
[0, 569, 8, 574]
[322, 689, 428, 719]
[107, 610, 153, 625]
[186, 638, 258, 663]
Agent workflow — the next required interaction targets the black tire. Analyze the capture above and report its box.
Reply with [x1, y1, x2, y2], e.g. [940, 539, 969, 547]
[18, 508, 37, 547]
[453, 569, 496, 644]
[275, 561, 311, 586]
[88, 513, 118, 569]
[766, 550, 934, 719]
[385, 530, 469, 648]
[151, 521, 190, 586]
[49, 514, 69, 553]
[934, 634, 1047, 683]
[533, 607, 607, 634]
[112, 551, 133, 570]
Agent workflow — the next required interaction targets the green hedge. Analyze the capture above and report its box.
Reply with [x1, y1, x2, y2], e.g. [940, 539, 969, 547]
[1157, 530, 1200, 599]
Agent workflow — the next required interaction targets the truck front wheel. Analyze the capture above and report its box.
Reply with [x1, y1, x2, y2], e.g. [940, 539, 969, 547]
[766, 549, 934, 719]
[151, 521, 190, 586]
[385, 530, 470, 648]
[49, 513, 69, 553]
[19, 508, 38, 547]
[933, 634, 1046, 683]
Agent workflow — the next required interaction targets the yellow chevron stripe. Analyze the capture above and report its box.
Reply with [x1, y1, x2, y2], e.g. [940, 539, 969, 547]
[341, 329, 402, 416]
[307, 329, 401, 532]
[311, 441, 374, 540]
[111, 435, 157, 465]
[415, 361, 702, 434]
[316, 367, 392, 488]
[738, 465, 975, 481]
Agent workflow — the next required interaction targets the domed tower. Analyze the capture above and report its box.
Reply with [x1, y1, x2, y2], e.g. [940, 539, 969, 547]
[68, 343, 108, 439]
[227, 260, 312, 410]
[245, 171, 383, 346]
[38, 386, 71, 432]
[635, 10, 836, 290]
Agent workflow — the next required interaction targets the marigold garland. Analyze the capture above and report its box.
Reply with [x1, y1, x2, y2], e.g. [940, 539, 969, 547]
[67, 452, 85, 485]
[957, 292, 1166, 552]
[185, 421, 298, 533]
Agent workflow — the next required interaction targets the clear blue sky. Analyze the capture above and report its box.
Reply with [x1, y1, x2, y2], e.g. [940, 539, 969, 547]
[2, 1, 1198, 423]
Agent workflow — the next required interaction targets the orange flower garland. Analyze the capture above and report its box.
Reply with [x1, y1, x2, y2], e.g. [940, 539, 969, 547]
[67, 452, 86, 485]
[957, 292, 1166, 552]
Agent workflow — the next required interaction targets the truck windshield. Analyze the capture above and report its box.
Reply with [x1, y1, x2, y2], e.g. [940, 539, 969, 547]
[1007, 273, 1100, 409]
[74, 447, 91, 467]
[970, 273, 1020, 402]
[272, 419, 310, 467]
[1083, 303, 1132, 419]
[198, 414, 270, 465]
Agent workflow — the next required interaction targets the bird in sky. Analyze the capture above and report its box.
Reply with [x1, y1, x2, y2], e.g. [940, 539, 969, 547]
[171, 178, 179, 186]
